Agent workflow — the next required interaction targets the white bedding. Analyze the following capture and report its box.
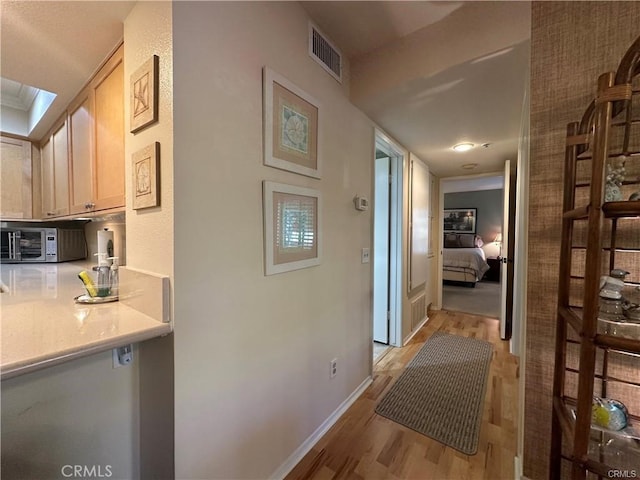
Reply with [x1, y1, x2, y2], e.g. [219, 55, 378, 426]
[443, 247, 490, 280]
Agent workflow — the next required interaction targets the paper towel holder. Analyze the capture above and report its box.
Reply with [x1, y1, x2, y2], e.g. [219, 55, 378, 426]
[97, 228, 114, 257]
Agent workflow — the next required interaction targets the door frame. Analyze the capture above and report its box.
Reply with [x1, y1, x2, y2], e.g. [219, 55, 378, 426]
[437, 172, 506, 313]
[374, 130, 403, 348]
[500, 159, 512, 339]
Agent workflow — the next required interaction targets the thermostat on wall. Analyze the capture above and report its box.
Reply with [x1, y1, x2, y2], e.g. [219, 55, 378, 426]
[354, 195, 369, 211]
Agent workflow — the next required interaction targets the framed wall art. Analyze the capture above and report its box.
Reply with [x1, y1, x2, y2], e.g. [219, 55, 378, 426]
[132, 142, 160, 210]
[263, 181, 322, 275]
[263, 67, 321, 179]
[443, 208, 477, 234]
[130, 55, 159, 133]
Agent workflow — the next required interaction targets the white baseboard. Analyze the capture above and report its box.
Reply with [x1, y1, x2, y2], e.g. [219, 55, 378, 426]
[270, 376, 373, 480]
[403, 315, 430, 345]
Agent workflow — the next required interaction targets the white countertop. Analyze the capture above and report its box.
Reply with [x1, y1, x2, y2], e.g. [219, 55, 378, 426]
[0, 261, 172, 379]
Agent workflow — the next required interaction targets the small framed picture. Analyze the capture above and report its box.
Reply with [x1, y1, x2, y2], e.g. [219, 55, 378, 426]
[130, 55, 159, 133]
[132, 142, 160, 210]
[263, 181, 322, 275]
[444, 208, 477, 234]
[263, 67, 321, 179]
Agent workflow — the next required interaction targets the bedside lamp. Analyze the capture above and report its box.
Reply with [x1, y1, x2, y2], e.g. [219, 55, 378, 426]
[494, 233, 503, 258]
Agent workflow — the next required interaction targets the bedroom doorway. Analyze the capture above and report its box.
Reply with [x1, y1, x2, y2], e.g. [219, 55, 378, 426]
[372, 131, 403, 354]
[439, 174, 506, 321]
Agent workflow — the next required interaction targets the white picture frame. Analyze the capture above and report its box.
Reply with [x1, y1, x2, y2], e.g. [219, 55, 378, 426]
[263, 67, 321, 179]
[263, 181, 322, 275]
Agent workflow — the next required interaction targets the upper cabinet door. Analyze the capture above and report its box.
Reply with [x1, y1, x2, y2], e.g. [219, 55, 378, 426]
[52, 121, 70, 217]
[93, 46, 124, 211]
[0, 136, 32, 219]
[41, 117, 70, 218]
[68, 88, 94, 215]
[41, 138, 54, 217]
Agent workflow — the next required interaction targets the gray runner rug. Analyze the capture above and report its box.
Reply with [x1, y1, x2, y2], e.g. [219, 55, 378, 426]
[375, 332, 493, 455]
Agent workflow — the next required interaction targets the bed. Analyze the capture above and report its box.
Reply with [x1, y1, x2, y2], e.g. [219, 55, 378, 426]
[443, 234, 490, 287]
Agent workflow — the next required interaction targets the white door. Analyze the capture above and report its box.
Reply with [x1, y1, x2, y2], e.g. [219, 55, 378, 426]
[373, 156, 391, 344]
[500, 159, 511, 339]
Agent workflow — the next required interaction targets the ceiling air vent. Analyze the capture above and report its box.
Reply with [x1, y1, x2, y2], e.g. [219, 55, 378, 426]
[308, 22, 342, 83]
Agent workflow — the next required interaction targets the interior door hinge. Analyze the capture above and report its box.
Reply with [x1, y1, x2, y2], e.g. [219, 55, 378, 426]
[386, 311, 391, 321]
[388, 174, 393, 184]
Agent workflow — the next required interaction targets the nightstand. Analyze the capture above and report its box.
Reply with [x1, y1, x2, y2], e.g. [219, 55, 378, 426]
[484, 257, 501, 282]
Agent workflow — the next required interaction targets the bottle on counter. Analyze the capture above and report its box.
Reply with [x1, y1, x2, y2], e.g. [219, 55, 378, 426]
[108, 256, 119, 298]
[94, 253, 111, 297]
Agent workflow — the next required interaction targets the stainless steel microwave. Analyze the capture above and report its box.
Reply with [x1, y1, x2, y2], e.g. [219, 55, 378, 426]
[0, 227, 87, 263]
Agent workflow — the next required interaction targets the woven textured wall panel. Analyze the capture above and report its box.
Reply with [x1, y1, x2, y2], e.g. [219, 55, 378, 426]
[528, 2, 640, 478]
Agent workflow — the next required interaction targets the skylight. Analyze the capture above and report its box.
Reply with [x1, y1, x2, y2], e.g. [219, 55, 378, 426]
[0, 77, 56, 137]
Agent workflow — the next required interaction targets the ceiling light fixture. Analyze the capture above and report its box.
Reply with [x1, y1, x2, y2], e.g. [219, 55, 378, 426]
[462, 163, 478, 170]
[452, 142, 474, 152]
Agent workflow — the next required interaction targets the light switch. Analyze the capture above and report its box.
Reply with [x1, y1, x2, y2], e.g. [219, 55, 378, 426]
[361, 248, 370, 263]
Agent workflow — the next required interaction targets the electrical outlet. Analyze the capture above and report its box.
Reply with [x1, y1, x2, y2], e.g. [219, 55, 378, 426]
[361, 248, 370, 263]
[330, 358, 338, 378]
[112, 344, 133, 368]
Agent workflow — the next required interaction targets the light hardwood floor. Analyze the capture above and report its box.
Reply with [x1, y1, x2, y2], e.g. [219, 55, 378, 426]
[285, 309, 519, 480]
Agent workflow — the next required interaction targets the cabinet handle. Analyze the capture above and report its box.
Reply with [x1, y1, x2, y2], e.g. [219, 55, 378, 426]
[8, 232, 15, 260]
[47, 212, 55, 216]
[84, 202, 95, 210]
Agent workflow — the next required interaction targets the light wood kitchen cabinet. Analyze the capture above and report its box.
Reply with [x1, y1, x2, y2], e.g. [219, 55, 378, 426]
[41, 119, 70, 218]
[0, 135, 33, 219]
[68, 88, 93, 214]
[68, 44, 124, 215]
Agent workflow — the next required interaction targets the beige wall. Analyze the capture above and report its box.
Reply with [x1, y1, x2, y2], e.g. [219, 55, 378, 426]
[122, 2, 175, 478]
[1, 349, 140, 479]
[526, 2, 640, 478]
[172, 2, 374, 477]
[124, 1, 174, 282]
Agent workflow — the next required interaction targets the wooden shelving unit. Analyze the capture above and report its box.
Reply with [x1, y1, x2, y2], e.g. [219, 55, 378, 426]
[550, 35, 640, 480]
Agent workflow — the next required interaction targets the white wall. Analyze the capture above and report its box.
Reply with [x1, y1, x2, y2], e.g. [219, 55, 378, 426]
[172, 2, 373, 478]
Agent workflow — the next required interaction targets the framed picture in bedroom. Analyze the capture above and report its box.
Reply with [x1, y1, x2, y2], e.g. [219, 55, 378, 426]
[263, 181, 322, 275]
[263, 67, 321, 179]
[444, 208, 477, 234]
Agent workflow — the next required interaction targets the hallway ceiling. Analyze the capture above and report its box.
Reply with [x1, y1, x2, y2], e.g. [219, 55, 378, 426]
[301, 1, 531, 178]
[1, 1, 530, 179]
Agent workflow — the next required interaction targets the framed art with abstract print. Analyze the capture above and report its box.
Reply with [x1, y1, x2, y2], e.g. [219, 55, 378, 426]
[130, 55, 159, 133]
[443, 208, 477, 234]
[263, 67, 321, 179]
[263, 181, 322, 275]
[132, 142, 160, 210]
